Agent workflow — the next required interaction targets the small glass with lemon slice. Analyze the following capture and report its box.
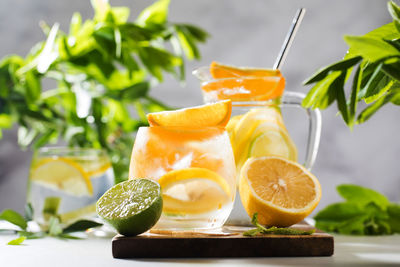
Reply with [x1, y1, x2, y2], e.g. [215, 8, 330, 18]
[193, 63, 321, 225]
[27, 147, 114, 225]
[129, 126, 236, 230]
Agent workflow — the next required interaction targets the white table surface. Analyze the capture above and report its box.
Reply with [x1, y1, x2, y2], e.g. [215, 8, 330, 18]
[1, 231, 400, 267]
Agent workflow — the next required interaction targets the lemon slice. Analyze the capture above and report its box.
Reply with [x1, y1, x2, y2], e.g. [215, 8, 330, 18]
[59, 204, 97, 223]
[147, 100, 232, 128]
[233, 108, 284, 155]
[249, 125, 298, 161]
[158, 168, 231, 214]
[30, 158, 93, 196]
[226, 114, 243, 150]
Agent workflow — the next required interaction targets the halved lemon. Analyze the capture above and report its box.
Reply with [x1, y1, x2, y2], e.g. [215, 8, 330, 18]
[30, 158, 93, 196]
[147, 100, 232, 128]
[158, 168, 231, 214]
[239, 156, 321, 227]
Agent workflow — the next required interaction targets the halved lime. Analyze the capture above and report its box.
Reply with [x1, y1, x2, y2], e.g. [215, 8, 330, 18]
[96, 179, 162, 236]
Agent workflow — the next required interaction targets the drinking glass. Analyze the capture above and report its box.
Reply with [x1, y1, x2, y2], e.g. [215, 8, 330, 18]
[27, 147, 114, 225]
[193, 67, 321, 224]
[129, 126, 236, 230]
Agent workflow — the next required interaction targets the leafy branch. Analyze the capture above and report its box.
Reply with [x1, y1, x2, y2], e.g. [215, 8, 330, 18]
[0, 0, 209, 183]
[302, 1, 400, 128]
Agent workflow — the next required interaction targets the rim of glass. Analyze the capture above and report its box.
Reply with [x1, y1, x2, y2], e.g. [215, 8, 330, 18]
[36, 146, 107, 156]
[137, 126, 227, 131]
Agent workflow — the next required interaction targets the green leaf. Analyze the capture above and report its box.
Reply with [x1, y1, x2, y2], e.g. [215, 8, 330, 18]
[62, 220, 103, 234]
[243, 213, 314, 236]
[0, 210, 27, 230]
[69, 12, 82, 36]
[36, 23, 60, 74]
[114, 27, 122, 58]
[91, 0, 111, 22]
[19, 231, 46, 239]
[33, 129, 58, 150]
[344, 35, 400, 63]
[175, 25, 200, 60]
[388, 203, 400, 233]
[314, 202, 364, 222]
[24, 203, 34, 222]
[388, 1, 400, 22]
[334, 72, 350, 124]
[48, 216, 63, 236]
[337, 184, 390, 209]
[138, 47, 182, 81]
[137, 0, 170, 26]
[357, 92, 393, 124]
[0, 114, 12, 128]
[346, 22, 400, 59]
[302, 71, 341, 108]
[176, 24, 209, 42]
[7, 236, 26, 245]
[358, 63, 394, 104]
[382, 59, 400, 81]
[348, 65, 362, 127]
[110, 7, 130, 25]
[25, 70, 41, 102]
[304, 56, 361, 85]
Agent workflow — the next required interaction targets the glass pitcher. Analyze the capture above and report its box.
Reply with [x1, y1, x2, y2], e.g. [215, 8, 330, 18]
[193, 66, 321, 225]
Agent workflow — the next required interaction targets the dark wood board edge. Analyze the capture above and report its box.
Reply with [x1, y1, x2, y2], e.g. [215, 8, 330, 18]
[112, 234, 334, 258]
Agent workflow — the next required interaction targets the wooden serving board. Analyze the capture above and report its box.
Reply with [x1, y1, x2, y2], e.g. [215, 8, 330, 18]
[112, 223, 334, 258]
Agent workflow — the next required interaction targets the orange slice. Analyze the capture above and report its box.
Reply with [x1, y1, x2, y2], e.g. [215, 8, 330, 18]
[147, 100, 232, 128]
[239, 156, 321, 227]
[210, 61, 281, 78]
[201, 61, 285, 101]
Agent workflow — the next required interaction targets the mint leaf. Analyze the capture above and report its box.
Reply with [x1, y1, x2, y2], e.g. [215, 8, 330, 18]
[7, 236, 26, 246]
[0, 209, 27, 230]
[337, 184, 389, 209]
[243, 213, 314, 236]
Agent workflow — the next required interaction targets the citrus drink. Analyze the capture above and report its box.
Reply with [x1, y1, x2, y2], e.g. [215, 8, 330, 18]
[129, 126, 236, 230]
[27, 147, 114, 225]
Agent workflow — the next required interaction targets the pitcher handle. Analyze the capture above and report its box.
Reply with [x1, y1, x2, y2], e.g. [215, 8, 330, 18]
[281, 91, 321, 170]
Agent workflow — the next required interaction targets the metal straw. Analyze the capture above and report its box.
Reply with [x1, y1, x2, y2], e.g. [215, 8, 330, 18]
[273, 8, 306, 70]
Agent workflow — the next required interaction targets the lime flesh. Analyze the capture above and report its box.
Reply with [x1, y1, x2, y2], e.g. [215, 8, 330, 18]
[96, 178, 162, 236]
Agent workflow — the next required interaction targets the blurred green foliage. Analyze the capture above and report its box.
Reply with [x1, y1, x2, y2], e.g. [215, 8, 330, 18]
[0, 0, 209, 183]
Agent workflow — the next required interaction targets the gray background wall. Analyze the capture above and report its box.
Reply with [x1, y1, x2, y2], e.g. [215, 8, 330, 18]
[1, 0, 399, 215]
